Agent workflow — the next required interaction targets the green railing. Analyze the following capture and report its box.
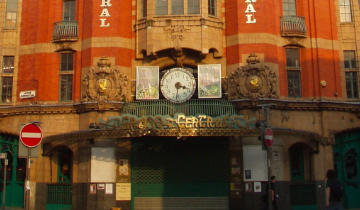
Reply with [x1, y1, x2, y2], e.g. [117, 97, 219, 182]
[52, 21, 78, 42]
[122, 99, 237, 117]
[280, 16, 307, 37]
[46, 184, 72, 210]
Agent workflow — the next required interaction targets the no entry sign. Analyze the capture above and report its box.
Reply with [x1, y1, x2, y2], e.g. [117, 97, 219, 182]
[20, 123, 42, 147]
[264, 127, 273, 147]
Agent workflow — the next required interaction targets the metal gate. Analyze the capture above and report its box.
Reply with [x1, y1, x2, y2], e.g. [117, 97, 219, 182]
[131, 137, 229, 210]
[46, 184, 72, 210]
[335, 131, 360, 209]
[0, 134, 25, 208]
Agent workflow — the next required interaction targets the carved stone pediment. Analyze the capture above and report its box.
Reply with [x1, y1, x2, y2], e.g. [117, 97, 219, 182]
[82, 57, 129, 102]
[225, 54, 278, 100]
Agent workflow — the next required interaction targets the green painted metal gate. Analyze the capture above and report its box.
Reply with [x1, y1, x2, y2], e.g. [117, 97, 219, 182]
[46, 147, 73, 210]
[0, 134, 25, 208]
[131, 137, 229, 210]
[335, 130, 360, 209]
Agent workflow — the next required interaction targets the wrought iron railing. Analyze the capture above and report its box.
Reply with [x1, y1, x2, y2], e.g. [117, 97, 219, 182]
[122, 99, 237, 117]
[280, 16, 307, 37]
[52, 21, 78, 42]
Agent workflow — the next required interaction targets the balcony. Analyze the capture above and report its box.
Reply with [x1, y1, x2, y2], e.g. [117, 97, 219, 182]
[280, 16, 307, 37]
[52, 21, 78, 42]
[135, 17, 224, 58]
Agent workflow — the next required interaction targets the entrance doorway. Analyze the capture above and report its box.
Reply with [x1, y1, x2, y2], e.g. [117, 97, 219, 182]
[0, 134, 25, 208]
[46, 146, 73, 210]
[131, 137, 229, 210]
[335, 130, 360, 209]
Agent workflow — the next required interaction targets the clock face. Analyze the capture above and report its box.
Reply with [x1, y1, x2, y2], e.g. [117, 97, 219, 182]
[160, 68, 196, 103]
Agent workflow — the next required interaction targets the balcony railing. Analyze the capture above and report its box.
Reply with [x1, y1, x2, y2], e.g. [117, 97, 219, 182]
[122, 99, 237, 117]
[280, 16, 307, 37]
[52, 21, 78, 42]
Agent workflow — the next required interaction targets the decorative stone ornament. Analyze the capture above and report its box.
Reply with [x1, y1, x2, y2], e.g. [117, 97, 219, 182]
[225, 54, 278, 99]
[82, 57, 129, 102]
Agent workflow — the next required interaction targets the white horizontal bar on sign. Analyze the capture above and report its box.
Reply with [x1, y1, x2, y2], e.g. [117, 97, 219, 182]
[22, 132, 41, 138]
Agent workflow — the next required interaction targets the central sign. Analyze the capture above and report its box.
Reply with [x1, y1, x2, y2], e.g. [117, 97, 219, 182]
[96, 113, 256, 130]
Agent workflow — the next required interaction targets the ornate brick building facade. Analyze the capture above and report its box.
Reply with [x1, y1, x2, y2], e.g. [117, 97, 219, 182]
[0, 0, 360, 209]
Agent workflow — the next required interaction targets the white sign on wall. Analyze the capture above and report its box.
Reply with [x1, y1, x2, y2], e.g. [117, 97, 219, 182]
[91, 147, 116, 182]
[245, 0, 256, 24]
[20, 90, 36, 99]
[243, 145, 268, 181]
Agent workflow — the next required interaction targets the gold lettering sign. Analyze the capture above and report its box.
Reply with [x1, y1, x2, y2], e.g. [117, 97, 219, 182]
[97, 114, 256, 131]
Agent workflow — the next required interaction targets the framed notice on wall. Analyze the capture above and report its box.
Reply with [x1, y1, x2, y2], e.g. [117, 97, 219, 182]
[136, 66, 159, 100]
[198, 64, 222, 98]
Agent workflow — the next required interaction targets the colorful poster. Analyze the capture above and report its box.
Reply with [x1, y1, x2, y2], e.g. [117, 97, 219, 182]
[136, 66, 159, 100]
[198, 64, 222, 98]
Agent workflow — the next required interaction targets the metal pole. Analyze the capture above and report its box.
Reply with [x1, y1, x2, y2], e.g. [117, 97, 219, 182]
[2, 157, 7, 210]
[25, 148, 30, 210]
[258, 104, 274, 210]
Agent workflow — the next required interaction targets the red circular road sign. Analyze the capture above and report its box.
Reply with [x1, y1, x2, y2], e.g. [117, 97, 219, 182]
[20, 123, 42, 147]
[264, 127, 273, 147]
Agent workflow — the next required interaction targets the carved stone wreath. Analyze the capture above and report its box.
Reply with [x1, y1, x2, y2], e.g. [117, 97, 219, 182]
[225, 54, 278, 99]
[81, 57, 129, 102]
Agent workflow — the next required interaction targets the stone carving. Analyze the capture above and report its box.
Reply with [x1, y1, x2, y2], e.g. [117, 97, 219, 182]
[226, 54, 278, 99]
[82, 57, 129, 102]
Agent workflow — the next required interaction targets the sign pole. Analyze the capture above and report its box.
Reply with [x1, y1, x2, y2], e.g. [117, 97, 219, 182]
[26, 148, 30, 210]
[1, 154, 7, 210]
[19, 123, 42, 210]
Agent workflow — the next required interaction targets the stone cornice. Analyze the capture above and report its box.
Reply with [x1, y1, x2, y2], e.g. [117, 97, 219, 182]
[0, 102, 125, 117]
[231, 98, 360, 113]
[1, 99, 359, 118]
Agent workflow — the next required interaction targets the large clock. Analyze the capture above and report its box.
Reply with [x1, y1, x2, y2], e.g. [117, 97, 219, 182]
[160, 68, 196, 103]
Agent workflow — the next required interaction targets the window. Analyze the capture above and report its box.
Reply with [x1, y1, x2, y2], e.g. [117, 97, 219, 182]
[344, 50, 357, 69]
[2, 56, 14, 73]
[283, 0, 296, 16]
[59, 53, 74, 101]
[346, 72, 359, 98]
[286, 48, 301, 97]
[208, 0, 216, 16]
[155, 0, 168, 15]
[1, 77, 13, 103]
[63, 0, 76, 21]
[141, 0, 147, 18]
[188, 0, 200, 14]
[344, 51, 359, 98]
[153, 0, 209, 16]
[172, 0, 184, 15]
[340, 0, 352, 22]
[4, 0, 18, 29]
[1, 56, 14, 103]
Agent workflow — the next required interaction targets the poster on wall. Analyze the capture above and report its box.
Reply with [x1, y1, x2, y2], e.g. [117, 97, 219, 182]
[198, 64, 222, 98]
[105, 183, 113, 194]
[90, 147, 116, 182]
[136, 66, 159, 100]
[116, 183, 131, 201]
[243, 145, 268, 181]
[254, 182, 262, 193]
